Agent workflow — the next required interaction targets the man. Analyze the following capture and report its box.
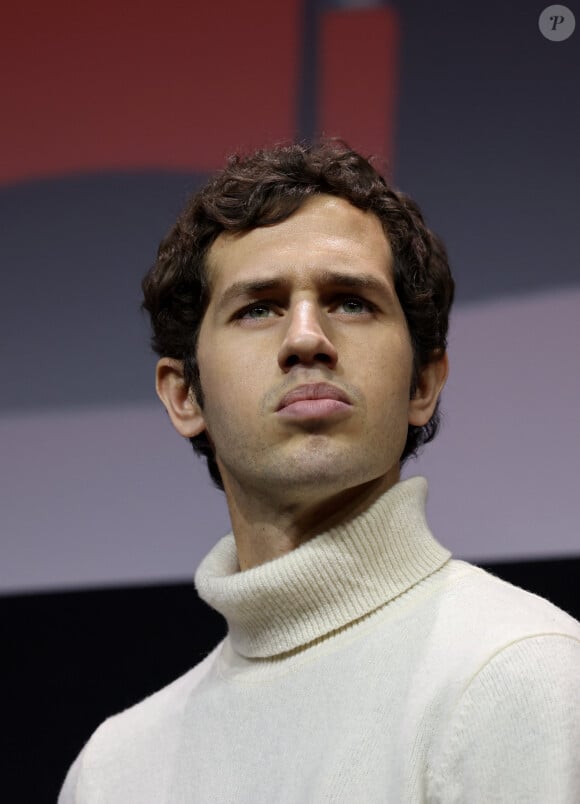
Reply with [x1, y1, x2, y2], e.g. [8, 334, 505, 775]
[60, 142, 579, 802]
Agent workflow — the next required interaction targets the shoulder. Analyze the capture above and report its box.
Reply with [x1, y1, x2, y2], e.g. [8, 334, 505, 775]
[435, 560, 580, 645]
[91, 640, 222, 745]
[58, 642, 223, 802]
[410, 560, 579, 728]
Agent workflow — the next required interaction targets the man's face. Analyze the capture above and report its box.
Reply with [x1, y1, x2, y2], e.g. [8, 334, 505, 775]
[193, 195, 419, 504]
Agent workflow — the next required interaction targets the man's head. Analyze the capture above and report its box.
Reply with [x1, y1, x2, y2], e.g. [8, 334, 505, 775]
[142, 141, 454, 494]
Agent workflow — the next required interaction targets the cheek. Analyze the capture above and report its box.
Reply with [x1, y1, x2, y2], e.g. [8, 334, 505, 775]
[365, 335, 414, 395]
[198, 347, 263, 422]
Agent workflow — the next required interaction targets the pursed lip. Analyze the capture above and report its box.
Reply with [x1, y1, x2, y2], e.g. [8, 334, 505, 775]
[276, 383, 352, 411]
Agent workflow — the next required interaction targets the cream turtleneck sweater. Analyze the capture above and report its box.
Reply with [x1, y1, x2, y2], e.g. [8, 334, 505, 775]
[60, 477, 580, 803]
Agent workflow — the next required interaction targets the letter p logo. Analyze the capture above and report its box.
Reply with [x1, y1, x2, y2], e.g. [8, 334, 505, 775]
[539, 5, 576, 40]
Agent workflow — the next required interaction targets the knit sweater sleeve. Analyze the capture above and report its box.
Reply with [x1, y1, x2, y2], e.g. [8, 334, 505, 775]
[427, 633, 580, 804]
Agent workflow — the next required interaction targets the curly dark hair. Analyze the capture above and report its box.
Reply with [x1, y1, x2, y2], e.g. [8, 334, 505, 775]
[142, 141, 455, 491]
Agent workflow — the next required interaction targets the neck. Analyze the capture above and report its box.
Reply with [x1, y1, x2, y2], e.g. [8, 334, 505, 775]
[195, 475, 451, 658]
[222, 468, 401, 570]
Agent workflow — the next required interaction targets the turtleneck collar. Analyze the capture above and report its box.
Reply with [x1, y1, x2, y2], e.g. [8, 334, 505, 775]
[195, 477, 451, 659]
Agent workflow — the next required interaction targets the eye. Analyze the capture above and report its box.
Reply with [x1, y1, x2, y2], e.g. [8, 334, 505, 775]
[238, 302, 276, 320]
[336, 296, 374, 314]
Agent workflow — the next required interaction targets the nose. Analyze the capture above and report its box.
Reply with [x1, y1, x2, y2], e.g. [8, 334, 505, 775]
[277, 299, 338, 371]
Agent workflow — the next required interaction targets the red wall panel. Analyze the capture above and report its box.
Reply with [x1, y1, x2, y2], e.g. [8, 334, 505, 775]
[319, 7, 399, 168]
[2, 0, 301, 184]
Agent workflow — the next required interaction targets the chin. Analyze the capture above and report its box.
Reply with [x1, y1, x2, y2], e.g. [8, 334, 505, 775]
[274, 457, 383, 491]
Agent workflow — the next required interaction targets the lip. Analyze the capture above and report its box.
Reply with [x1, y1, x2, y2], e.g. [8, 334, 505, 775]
[275, 383, 353, 418]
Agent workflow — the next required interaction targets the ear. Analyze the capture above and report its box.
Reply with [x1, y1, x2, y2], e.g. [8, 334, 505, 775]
[408, 351, 449, 427]
[155, 358, 207, 438]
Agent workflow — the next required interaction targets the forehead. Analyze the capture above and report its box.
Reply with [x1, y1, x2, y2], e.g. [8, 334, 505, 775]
[205, 195, 393, 292]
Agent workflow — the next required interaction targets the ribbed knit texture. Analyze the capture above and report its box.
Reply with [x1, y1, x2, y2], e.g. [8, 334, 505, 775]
[195, 477, 451, 657]
[59, 476, 580, 803]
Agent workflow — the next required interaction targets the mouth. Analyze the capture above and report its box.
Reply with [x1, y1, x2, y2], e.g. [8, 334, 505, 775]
[275, 383, 353, 420]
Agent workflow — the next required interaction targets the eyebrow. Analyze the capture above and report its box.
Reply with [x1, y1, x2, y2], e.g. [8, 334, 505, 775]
[215, 270, 395, 312]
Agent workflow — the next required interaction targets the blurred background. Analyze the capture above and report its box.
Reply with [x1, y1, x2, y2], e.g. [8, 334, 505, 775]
[2, 0, 579, 799]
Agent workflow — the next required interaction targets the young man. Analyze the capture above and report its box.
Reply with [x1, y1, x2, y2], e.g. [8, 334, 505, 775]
[60, 143, 579, 802]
